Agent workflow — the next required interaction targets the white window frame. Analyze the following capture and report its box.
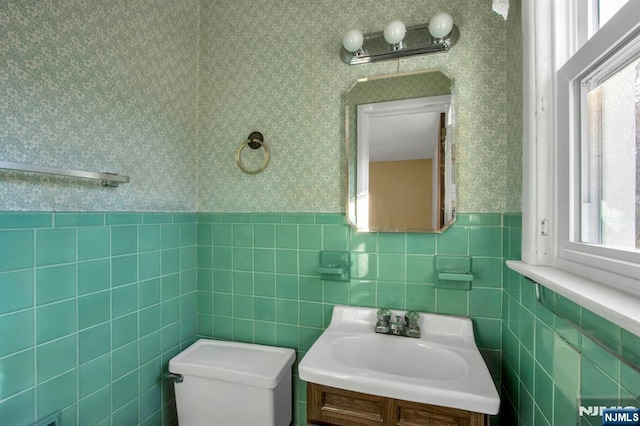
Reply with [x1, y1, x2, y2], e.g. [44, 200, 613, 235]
[510, 0, 640, 335]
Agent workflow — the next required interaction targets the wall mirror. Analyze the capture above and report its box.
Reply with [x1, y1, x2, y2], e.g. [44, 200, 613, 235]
[346, 70, 456, 232]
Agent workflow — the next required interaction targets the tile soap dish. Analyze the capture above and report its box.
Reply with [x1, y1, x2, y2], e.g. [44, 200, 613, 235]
[317, 251, 350, 282]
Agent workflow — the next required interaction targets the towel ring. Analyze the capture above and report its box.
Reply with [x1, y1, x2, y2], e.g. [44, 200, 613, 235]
[236, 131, 270, 175]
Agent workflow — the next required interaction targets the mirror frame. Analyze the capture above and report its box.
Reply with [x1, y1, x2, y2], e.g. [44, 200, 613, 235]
[345, 70, 456, 233]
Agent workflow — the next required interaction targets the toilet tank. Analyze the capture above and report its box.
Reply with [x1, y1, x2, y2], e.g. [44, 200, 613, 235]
[169, 339, 296, 426]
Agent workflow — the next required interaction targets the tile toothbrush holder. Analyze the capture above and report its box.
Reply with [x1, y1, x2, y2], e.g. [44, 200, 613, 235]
[316, 251, 351, 282]
[435, 256, 473, 290]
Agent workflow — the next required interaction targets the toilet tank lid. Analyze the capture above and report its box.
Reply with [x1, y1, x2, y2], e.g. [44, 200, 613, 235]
[169, 339, 296, 389]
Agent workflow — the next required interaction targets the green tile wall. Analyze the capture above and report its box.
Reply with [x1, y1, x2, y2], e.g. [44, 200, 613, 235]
[195, 212, 505, 426]
[0, 212, 197, 426]
[502, 214, 640, 426]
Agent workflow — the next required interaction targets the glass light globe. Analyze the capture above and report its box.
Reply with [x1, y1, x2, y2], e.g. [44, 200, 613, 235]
[429, 12, 453, 38]
[342, 29, 364, 53]
[383, 20, 406, 45]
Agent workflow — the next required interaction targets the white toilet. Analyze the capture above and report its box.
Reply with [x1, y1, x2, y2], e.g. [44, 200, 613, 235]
[168, 339, 296, 426]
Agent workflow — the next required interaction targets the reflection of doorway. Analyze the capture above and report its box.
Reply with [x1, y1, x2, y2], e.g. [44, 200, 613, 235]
[357, 96, 450, 231]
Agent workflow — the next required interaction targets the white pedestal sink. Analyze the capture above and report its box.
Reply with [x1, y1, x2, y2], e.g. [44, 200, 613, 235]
[298, 305, 500, 415]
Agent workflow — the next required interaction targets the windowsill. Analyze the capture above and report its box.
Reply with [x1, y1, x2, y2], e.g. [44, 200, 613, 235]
[506, 260, 640, 337]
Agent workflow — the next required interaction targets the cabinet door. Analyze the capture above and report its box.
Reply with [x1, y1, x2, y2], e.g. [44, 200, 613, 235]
[308, 383, 391, 425]
[392, 399, 486, 426]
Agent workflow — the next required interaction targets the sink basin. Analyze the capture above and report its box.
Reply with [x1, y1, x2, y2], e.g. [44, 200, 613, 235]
[298, 305, 500, 415]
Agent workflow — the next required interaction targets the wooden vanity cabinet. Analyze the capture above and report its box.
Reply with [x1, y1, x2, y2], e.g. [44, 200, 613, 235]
[307, 383, 488, 426]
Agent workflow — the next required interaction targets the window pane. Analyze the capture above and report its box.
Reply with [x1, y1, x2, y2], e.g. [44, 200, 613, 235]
[580, 55, 640, 251]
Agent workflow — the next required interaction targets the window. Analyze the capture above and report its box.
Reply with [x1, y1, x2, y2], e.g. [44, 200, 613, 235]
[556, 0, 640, 294]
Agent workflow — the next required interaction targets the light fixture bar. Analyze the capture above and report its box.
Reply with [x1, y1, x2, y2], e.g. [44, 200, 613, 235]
[340, 22, 460, 65]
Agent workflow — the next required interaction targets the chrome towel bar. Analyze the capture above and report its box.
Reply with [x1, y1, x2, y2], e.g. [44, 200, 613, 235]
[0, 160, 130, 187]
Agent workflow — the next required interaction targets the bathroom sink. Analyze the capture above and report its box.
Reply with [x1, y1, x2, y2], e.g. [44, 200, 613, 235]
[298, 305, 500, 415]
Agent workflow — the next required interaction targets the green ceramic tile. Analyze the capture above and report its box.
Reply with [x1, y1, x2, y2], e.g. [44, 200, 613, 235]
[520, 347, 535, 391]
[251, 214, 282, 223]
[139, 357, 160, 392]
[212, 246, 232, 269]
[37, 300, 75, 344]
[233, 247, 253, 270]
[508, 229, 522, 260]
[197, 246, 213, 269]
[161, 249, 180, 275]
[276, 274, 298, 299]
[111, 226, 137, 256]
[2, 331, 35, 389]
[299, 276, 322, 302]
[112, 283, 138, 318]
[0, 350, 34, 400]
[377, 254, 405, 282]
[79, 354, 111, 398]
[282, 214, 315, 224]
[376, 281, 404, 309]
[162, 322, 181, 352]
[553, 384, 578, 426]
[213, 316, 232, 340]
[213, 224, 232, 246]
[436, 226, 468, 255]
[161, 224, 180, 249]
[254, 224, 275, 248]
[142, 213, 172, 224]
[138, 278, 162, 308]
[79, 384, 110, 425]
[162, 273, 180, 300]
[0, 212, 51, 229]
[254, 297, 275, 322]
[553, 335, 581, 401]
[162, 299, 180, 326]
[621, 329, 640, 366]
[0, 270, 33, 315]
[180, 315, 196, 343]
[197, 314, 213, 337]
[112, 313, 138, 349]
[470, 257, 502, 288]
[473, 318, 501, 350]
[233, 294, 255, 319]
[138, 225, 161, 253]
[197, 213, 222, 223]
[36, 264, 76, 305]
[405, 283, 435, 312]
[275, 249, 298, 274]
[112, 341, 137, 379]
[77, 226, 109, 261]
[349, 280, 376, 307]
[55, 212, 103, 227]
[36, 369, 77, 418]
[456, 213, 502, 226]
[275, 224, 297, 249]
[582, 309, 621, 353]
[406, 233, 435, 254]
[139, 384, 161, 421]
[233, 318, 254, 342]
[350, 253, 376, 280]
[139, 305, 161, 336]
[276, 299, 298, 325]
[469, 227, 502, 257]
[315, 214, 345, 225]
[275, 324, 298, 349]
[300, 327, 322, 351]
[299, 302, 323, 328]
[232, 271, 253, 295]
[299, 225, 322, 250]
[350, 230, 377, 253]
[211, 269, 231, 293]
[112, 371, 138, 411]
[197, 223, 213, 246]
[181, 222, 196, 246]
[534, 362, 553, 418]
[324, 281, 349, 305]
[139, 251, 161, 281]
[112, 254, 137, 287]
[0, 230, 33, 272]
[0, 389, 35, 426]
[436, 288, 468, 315]
[79, 323, 110, 364]
[233, 224, 253, 247]
[322, 225, 348, 251]
[581, 358, 618, 399]
[77, 260, 109, 296]
[222, 214, 251, 224]
[469, 288, 501, 318]
[173, 213, 196, 223]
[197, 268, 213, 292]
[298, 250, 319, 276]
[139, 331, 161, 365]
[78, 291, 110, 330]
[106, 213, 142, 225]
[254, 322, 276, 346]
[378, 233, 405, 253]
[406, 255, 434, 283]
[520, 308, 535, 354]
[582, 337, 620, 382]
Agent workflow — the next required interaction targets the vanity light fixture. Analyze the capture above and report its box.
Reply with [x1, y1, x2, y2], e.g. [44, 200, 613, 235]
[340, 12, 459, 65]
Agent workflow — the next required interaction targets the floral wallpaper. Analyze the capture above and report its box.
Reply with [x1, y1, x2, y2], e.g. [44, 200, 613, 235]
[198, 0, 519, 213]
[0, 0, 200, 211]
[1, 0, 521, 214]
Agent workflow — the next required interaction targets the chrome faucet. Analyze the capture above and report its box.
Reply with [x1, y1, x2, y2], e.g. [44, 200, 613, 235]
[374, 309, 420, 338]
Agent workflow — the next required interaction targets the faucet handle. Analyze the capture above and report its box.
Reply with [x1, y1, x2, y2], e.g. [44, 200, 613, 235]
[377, 308, 391, 322]
[405, 311, 420, 326]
